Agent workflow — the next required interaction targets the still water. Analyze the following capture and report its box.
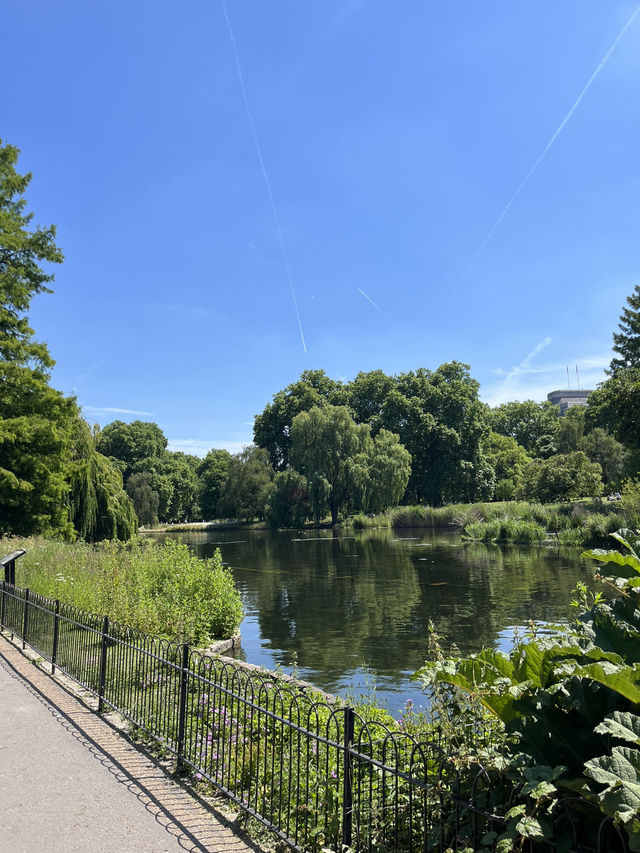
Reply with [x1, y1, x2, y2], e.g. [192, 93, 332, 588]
[157, 528, 594, 714]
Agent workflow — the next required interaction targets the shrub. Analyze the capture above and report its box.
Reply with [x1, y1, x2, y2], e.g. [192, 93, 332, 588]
[3, 537, 243, 645]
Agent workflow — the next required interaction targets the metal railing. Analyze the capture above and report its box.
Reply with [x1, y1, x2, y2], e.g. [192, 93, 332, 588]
[0, 577, 630, 852]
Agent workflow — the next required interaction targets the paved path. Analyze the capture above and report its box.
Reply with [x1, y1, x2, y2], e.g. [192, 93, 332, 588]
[0, 634, 267, 853]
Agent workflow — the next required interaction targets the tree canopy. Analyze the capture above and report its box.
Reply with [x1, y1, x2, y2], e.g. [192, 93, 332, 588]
[95, 419, 168, 478]
[253, 370, 343, 470]
[489, 399, 560, 455]
[610, 283, 640, 376]
[0, 140, 136, 540]
[290, 405, 411, 524]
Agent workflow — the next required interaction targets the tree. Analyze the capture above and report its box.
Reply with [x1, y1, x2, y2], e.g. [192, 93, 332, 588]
[554, 405, 585, 454]
[610, 283, 640, 375]
[489, 399, 560, 455]
[581, 428, 628, 490]
[95, 420, 168, 478]
[290, 405, 372, 525]
[517, 452, 603, 503]
[0, 140, 78, 536]
[0, 141, 63, 367]
[130, 450, 199, 523]
[125, 472, 159, 527]
[346, 369, 396, 423]
[587, 367, 640, 458]
[254, 370, 344, 470]
[363, 428, 412, 513]
[265, 469, 311, 528]
[68, 418, 138, 540]
[375, 364, 489, 505]
[217, 445, 274, 521]
[197, 448, 232, 520]
[483, 431, 532, 501]
[0, 362, 77, 537]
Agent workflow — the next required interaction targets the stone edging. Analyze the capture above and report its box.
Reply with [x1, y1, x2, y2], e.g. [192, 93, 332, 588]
[200, 635, 338, 705]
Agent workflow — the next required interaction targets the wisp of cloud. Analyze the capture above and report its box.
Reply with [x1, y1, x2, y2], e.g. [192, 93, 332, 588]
[455, 3, 640, 290]
[219, 0, 307, 354]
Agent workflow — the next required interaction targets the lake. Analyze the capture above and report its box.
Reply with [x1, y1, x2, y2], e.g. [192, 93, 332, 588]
[153, 527, 594, 714]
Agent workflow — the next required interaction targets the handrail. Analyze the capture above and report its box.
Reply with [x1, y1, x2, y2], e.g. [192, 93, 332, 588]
[0, 550, 26, 585]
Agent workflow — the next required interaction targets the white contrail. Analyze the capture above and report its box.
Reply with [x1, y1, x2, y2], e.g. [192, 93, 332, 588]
[219, 0, 307, 353]
[455, 3, 640, 290]
[357, 288, 393, 322]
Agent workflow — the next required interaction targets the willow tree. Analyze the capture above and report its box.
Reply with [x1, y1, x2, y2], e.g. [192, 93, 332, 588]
[68, 420, 138, 541]
[290, 406, 410, 524]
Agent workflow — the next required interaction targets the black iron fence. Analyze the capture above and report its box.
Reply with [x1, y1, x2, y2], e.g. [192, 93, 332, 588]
[0, 578, 630, 852]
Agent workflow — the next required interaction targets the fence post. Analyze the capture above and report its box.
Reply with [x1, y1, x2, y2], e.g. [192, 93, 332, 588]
[52, 600, 60, 674]
[342, 706, 355, 851]
[1, 580, 5, 629]
[98, 615, 109, 713]
[22, 588, 30, 650]
[176, 643, 190, 773]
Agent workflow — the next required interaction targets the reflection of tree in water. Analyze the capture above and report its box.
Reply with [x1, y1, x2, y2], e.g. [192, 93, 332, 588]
[418, 541, 593, 654]
[233, 530, 423, 677]
[180, 529, 593, 689]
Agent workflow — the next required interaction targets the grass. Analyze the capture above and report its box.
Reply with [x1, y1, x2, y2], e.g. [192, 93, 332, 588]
[1, 536, 243, 645]
[342, 498, 634, 547]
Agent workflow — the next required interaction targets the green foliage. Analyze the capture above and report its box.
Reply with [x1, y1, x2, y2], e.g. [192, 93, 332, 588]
[517, 451, 603, 503]
[489, 399, 560, 455]
[255, 363, 491, 508]
[611, 283, 640, 377]
[464, 518, 546, 544]
[0, 140, 63, 367]
[289, 405, 411, 525]
[554, 404, 585, 453]
[0, 140, 80, 538]
[69, 419, 138, 540]
[483, 431, 532, 501]
[95, 420, 167, 479]
[291, 405, 370, 525]
[265, 469, 311, 528]
[377, 363, 490, 505]
[0, 362, 77, 538]
[253, 369, 343, 470]
[98, 426, 202, 524]
[583, 427, 630, 490]
[197, 448, 231, 520]
[360, 427, 412, 512]
[621, 479, 640, 527]
[217, 445, 274, 522]
[588, 367, 640, 459]
[125, 472, 159, 527]
[11, 537, 243, 644]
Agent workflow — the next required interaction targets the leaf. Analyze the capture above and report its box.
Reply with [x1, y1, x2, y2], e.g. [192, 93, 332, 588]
[572, 662, 640, 704]
[595, 712, 640, 746]
[585, 746, 640, 825]
[515, 816, 544, 837]
[581, 546, 640, 577]
[522, 780, 556, 799]
[505, 804, 527, 819]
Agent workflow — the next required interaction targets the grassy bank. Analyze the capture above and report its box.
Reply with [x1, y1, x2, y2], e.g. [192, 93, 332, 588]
[346, 499, 635, 547]
[0, 536, 243, 645]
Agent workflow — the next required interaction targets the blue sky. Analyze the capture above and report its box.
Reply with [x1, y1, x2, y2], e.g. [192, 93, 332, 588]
[5, 1, 640, 455]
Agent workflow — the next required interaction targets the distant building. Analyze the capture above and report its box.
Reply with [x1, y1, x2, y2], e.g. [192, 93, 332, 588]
[547, 389, 593, 414]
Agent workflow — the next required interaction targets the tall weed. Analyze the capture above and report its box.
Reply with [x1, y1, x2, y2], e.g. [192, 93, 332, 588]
[1, 537, 243, 645]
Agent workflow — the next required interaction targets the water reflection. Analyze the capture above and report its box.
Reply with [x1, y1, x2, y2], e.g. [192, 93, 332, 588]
[151, 528, 594, 713]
